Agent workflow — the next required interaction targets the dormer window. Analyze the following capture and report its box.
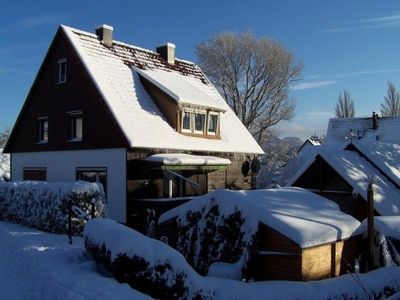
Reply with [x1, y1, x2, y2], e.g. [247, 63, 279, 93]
[57, 58, 67, 83]
[182, 110, 191, 132]
[208, 113, 219, 135]
[194, 112, 206, 134]
[180, 109, 219, 137]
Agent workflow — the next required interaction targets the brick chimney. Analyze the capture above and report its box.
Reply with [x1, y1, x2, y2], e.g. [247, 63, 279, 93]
[156, 43, 175, 65]
[95, 24, 113, 47]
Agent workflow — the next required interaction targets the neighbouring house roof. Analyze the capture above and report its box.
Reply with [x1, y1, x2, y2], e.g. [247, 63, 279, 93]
[61, 25, 263, 154]
[159, 188, 361, 249]
[326, 116, 400, 145]
[349, 140, 400, 188]
[288, 149, 400, 216]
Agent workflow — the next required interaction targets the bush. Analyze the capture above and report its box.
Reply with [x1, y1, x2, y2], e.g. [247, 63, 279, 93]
[84, 218, 212, 300]
[0, 181, 106, 235]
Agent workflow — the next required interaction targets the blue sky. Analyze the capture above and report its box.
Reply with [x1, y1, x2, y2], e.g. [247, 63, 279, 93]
[1, 1, 400, 140]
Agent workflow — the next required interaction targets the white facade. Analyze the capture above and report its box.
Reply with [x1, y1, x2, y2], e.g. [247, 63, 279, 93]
[11, 148, 127, 223]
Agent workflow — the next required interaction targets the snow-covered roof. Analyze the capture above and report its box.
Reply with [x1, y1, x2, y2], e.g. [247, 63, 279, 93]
[288, 149, 400, 216]
[135, 68, 226, 111]
[144, 153, 231, 165]
[159, 188, 361, 248]
[350, 140, 400, 188]
[326, 116, 400, 144]
[61, 25, 263, 154]
[362, 216, 400, 240]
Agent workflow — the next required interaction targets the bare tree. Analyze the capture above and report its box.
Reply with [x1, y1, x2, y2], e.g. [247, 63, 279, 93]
[381, 81, 400, 117]
[196, 32, 302, 144]
[0, 128, 10, 149]
[335, 90, 355, 118]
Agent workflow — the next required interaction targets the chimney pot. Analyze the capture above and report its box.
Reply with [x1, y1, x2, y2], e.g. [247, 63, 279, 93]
[156, 43, 176, 65]
[95, 24, 113, 47]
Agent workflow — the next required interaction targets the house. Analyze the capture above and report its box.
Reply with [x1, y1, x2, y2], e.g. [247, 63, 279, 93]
[325, 112, 400, 144]
[288, 140, 400, 221]
[4, 24, 263, 229]
[158, 188, 362, 281]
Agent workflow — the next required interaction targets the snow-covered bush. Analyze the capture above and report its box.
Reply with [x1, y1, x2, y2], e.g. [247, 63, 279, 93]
[175, 202, 258, 278]
[0, 181, 106, 235]
[84, 219, 211, 300]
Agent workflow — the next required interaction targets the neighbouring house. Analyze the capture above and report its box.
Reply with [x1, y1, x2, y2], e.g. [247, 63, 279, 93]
[325, 112, 400, 144]
[158, 188, 362, 281]
[3, 24, 263, 229]
[288, 127, 400, 220]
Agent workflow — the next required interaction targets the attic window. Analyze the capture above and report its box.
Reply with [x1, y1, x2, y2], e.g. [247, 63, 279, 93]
[68, 111, 83, 141]
[194, 112, 206, 133]
[36, 117, 48, 143]
[57, 58, 67, 83]
[208, 113, 219, 135]
[182, 110, 191, 132]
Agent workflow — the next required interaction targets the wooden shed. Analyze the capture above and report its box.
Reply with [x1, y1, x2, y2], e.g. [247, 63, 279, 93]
[158, 188, 362, 281]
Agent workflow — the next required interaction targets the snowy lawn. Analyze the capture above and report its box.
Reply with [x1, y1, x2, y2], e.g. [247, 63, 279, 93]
[0, 221, 150, 300]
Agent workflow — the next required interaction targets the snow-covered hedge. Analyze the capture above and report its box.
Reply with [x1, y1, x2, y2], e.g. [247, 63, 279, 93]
[174, 202, 258, 278]
[0, 181, 106, 235]
[84, 219, 211, 300]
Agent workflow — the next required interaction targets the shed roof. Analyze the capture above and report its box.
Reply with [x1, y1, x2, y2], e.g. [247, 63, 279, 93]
[159, 188, 361, 249]
[61, 25, 263, 154]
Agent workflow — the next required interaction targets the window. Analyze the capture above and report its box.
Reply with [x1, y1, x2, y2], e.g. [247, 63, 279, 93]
[23, 168, 47, 181]
[57, 58, 67, 83]
[207, 113, 219, 135]
[36, 117, 48, 143]
[194, 112, 206, 133]
[76, 168, 107, 197]
[182, 110, 191, 132]
[68, 111, 83, 141]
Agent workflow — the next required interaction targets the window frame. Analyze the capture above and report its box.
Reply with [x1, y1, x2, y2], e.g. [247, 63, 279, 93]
[23, 167, 47, 181]
[57, 58, 67, 84]
[207, 112, 219, 135]
[36, 117, 48, 144]
[181, 109, 192, 133]
[76, 167, 107, 200]
[193, 110, 207, 134]
[68, 111, 83, 142]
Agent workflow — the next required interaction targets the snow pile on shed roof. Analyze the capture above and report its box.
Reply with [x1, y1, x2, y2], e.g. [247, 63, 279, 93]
[326, 116, 400, 144]
[351, 140, 400, 188]
[61, 25, 263, 154]
[145, 153, 231, 165]
[136, 68, 226, 111]
[370, 216, 400, 240]
[289, 149, 400, 216]
[159, 188, 361, 248]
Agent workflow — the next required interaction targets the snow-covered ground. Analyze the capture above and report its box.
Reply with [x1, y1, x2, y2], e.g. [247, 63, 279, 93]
[2, 219, 400, 299]
[0, 221, 150, 300]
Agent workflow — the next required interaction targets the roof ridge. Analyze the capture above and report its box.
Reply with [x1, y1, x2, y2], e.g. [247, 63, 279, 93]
[62, 24, 195, 66]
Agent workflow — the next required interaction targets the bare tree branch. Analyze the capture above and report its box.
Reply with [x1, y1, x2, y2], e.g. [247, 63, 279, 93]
[196, 32, 302, 144]
[335, 90, 355, 118]
[381, 81, 400, 117]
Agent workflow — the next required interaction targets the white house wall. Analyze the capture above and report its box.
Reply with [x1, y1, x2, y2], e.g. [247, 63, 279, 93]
[11, 148, 126, 223]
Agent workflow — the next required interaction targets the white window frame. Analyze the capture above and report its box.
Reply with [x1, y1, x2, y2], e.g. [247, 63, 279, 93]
[36, 116, 48, 144]
[57, 58, 67, 84]
[207, 112, 219, 135]
[68, 111, 83, 142]
[181, 109, 192, 133]
[193, 110, 206, 134]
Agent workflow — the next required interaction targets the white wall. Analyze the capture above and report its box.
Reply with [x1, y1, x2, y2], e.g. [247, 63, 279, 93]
[12, 148, 127, 223]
